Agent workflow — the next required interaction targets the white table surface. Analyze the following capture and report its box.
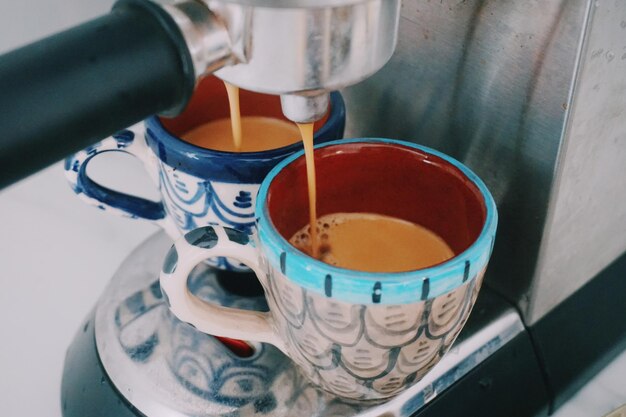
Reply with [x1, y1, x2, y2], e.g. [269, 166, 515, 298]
[2, 1, 626, 416]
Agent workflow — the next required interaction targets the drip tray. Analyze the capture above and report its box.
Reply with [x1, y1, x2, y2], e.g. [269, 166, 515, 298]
[95, 232, 523, 417]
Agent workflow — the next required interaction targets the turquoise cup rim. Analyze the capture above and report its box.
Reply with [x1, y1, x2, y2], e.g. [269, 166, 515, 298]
[255, 138, 498, 304]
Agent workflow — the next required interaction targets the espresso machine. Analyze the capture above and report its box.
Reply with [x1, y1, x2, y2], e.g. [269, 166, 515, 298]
[1, 0, 625, 416]
[0, 0, 399, 187]
[343, 0, 626, 414]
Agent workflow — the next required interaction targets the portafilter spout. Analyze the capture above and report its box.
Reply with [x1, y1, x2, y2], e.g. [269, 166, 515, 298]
[0, 0, 400, 188]
[205, 0, 402, 123]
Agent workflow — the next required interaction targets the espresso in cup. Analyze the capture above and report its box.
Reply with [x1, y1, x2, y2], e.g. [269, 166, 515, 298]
[65, 76, 345, 271]
[289, 102, 453, 273]
[290, 212, 454, 273]
[181, 81, 302, 153]
[182, 116, 300, 152]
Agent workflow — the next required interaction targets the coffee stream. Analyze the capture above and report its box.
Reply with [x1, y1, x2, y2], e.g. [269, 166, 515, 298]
[218, 82, 319, 258]
[224, 82, 243, 151]
[296, 122, 319, 259]
[208, 82, 453, 272]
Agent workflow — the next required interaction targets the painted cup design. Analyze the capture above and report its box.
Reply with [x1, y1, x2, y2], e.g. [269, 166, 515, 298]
[160, 139, 498, 400]
[65, 76, 345, 271]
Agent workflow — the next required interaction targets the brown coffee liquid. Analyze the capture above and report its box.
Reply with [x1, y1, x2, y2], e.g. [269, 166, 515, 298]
[182, 117, 301, 152]
[181, 81, 301, 152]
[297, 122, 319, 258]
[290, 213, 454, 273]
[224, 82, 243, 151]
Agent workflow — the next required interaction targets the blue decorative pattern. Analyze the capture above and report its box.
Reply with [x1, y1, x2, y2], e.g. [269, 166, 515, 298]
[163, 245, 178, 274]
[112, 130, 135, 147]
[324, 274, 332, 297]
[65, 93, 345, 272]
[143, 92, 345, 183]
[234, 191, 253, 209]
[114, 280, 164, 362]
[64, 128, 166, 221]
[421, 278, 430, 300]
[184, 227, 218, 249]
[158, 163, 258, 270]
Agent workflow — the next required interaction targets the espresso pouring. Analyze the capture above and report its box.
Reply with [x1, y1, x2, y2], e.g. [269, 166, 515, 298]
[182, 84, 301, 152]
[182, 82, 454, 272]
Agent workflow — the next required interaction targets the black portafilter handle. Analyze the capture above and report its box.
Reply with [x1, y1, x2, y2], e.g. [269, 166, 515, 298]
[0, 0, 195, 189]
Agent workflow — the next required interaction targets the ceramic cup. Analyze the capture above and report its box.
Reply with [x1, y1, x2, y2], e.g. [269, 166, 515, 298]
[65, 76, 345, 271]
[159, 139, 498, 400]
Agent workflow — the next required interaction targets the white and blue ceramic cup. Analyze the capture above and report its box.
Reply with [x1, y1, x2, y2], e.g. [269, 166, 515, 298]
[160, 139, 498, 400]
[65, 76, 345, 271]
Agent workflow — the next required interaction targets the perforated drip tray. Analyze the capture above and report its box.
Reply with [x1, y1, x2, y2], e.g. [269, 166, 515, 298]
[95, 232, 523, 417]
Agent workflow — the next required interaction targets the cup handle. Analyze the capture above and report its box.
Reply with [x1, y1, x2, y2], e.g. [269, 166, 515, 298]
[159, 225, 287, 353]
[64, 123, 166, 223]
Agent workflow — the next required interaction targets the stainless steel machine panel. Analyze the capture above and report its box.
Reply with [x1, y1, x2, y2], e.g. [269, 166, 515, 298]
[531, 0, 626, 323]
[343, 0, 624, 324]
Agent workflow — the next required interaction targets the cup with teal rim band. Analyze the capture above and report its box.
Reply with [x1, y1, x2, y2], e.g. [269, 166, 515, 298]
[160, 138, 498, 400]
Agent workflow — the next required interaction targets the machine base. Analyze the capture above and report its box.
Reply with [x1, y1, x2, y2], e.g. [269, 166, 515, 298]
[60, 232, 527, 416]
[61, 308, 143, 417]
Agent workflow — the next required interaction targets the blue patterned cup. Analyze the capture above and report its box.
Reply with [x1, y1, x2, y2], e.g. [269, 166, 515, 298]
[65, 76, 345, 271]
[160, 139, 498, 400]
